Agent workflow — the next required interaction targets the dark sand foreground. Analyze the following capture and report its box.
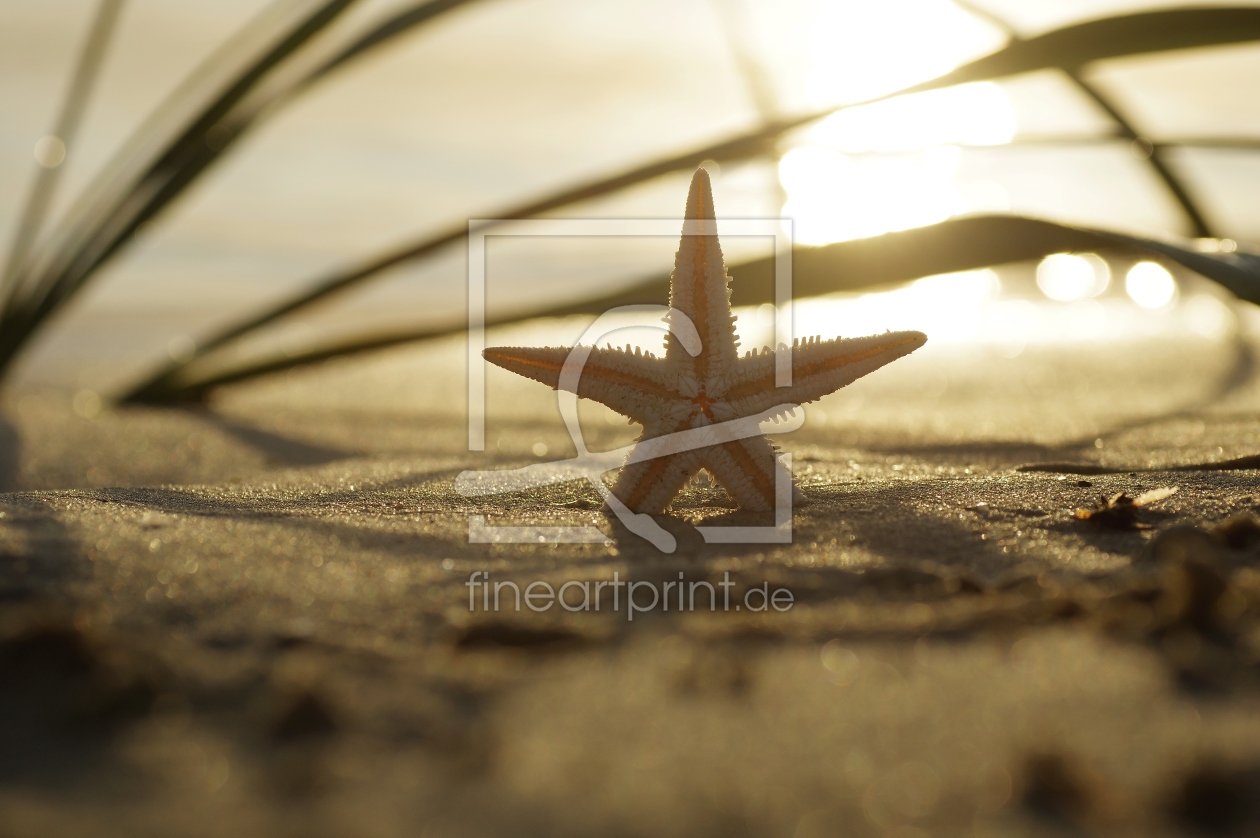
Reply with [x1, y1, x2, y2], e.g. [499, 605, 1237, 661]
[3, 310, 1260, 837]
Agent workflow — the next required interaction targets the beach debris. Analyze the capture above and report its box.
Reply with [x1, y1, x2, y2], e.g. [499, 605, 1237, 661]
[271, 691, 339, 741]
[669, 640, 750, 696]
[1073, 486, 1178, 529]
[266, 691, 341, 797]
[1141, 526, 1258, 692]
[859, 566, 982, 597]
[137, 511, 172, 529]
[481, 168, 925, 513]
[1170, 761, 1260, 835]
[454, 620, 585, 649]
[0, 618, 159, 731]
[1153, 530, 1233, 635]
[1019, 752, 1115, 829]
[1213, 512, 1260, 550]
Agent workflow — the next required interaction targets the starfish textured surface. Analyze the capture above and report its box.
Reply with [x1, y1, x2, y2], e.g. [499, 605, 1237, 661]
[484, 168, 927, 513]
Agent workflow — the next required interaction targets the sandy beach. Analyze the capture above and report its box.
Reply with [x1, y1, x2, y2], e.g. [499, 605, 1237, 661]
[5, 1, 1260, 834]
[2, 312, 1259, 836]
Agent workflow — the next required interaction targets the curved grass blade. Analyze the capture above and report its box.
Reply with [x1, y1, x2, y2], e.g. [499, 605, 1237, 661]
[1070, 72, 1216, 237]
[0, 0, 487, 383]
[8, 0, 486, 320]
[724, 216, 1260, 305]
[967, 134, 1260, 151]
[0, 0, 361, 375]
[955, 0, 1219, 238]
[1, 0, 126, 300]
[918, 6, 1260, 85]
[119, 121, 796, 403]
[304, 0, 490, 85]
[124, 5, 1260, 402]
[120, 214, 1260, 403]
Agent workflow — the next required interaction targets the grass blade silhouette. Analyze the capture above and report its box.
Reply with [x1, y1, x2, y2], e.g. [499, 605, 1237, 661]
[0, 0, 486, 384]
[305, 0, 489, 85]
[0, 0, 359, 377]
[954, 0, 1217, 237]
[121, 215, 1260, 402]
[123, 6, 1260, 403]
[1, 0, 125, 302]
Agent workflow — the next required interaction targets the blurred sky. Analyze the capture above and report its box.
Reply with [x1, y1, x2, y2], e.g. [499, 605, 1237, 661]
[1, 0, 1259, 391]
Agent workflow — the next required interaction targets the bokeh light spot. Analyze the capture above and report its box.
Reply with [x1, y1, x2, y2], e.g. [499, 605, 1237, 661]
[1036, 254, 1109, 302]
[1125, 261, 1177, 309]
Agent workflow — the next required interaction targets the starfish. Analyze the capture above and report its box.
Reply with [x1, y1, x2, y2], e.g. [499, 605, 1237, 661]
[483, 168, 926, 513]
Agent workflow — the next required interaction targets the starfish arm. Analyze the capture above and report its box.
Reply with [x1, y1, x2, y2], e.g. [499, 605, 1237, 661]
[717, 331, 927, 417]
[664, 168, 739, 392]
[484, 344, 686, 424]
[480, 168, 928, 519]
[610, 419, 704, 513]
[698, 433, 792, 513]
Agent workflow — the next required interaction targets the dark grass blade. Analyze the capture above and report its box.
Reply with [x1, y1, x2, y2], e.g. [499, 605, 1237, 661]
[122, 6, 1260, 402]
[304, 0, 490, 85]
[1, 0, 125, 300]
[918, 6, 1260, 84]
[724, 216, 1260, 306]
[1163, 138, 1260, 150]
[0, 0, 359, 373]
[0, 0, 485, 382]
[964, 135, 1260, 151]
[1066, 74, 1214, 238]
[121, 214, 1260, 403]
[823, 134, 1260, 153]
[130, 121, 795, 368]
[939, 2, 1242, 238]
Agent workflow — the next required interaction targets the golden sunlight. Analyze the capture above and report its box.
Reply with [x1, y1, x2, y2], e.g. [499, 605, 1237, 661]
[806, 0, 1003, 105]
[782, 0, 1013, 248]
[779, 145, 990, 245]
[813, 83, 1015, 153]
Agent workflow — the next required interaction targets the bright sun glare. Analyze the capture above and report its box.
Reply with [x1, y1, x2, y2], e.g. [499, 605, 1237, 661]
[806, 0, 1002, 105]
[779, 83, 1015, 246]
[778, 0, 1198, 345]
[781, 0, 1014, 246]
